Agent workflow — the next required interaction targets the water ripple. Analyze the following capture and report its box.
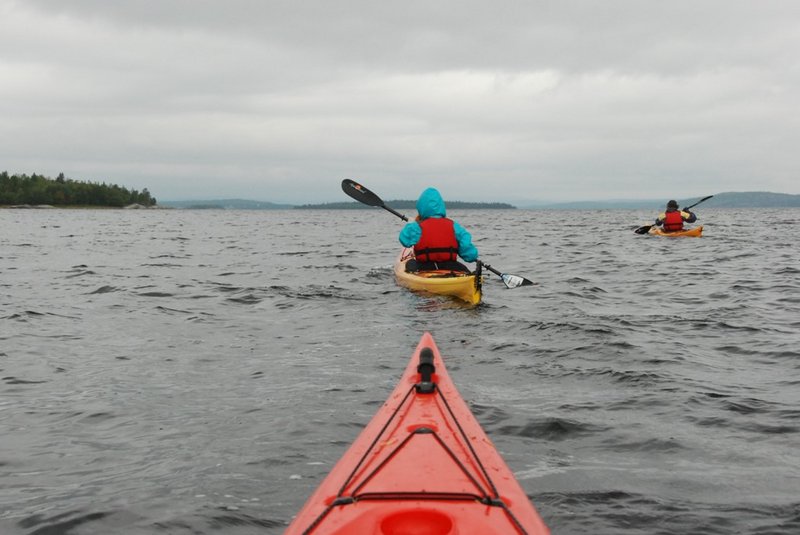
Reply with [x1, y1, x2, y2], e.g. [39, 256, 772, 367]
[1, 207, 798, 535]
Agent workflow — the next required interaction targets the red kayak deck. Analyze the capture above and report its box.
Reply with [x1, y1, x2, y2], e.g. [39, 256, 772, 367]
[285, 332, 550, 535]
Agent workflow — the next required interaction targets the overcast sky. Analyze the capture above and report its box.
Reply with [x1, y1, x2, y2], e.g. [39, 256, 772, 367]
[2, 1, 798, 203]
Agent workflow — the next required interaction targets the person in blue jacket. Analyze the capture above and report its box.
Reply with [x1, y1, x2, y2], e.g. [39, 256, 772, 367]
[399, 187, 478, 272]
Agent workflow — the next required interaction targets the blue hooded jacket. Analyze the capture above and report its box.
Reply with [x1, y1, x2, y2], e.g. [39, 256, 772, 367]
[398, 188, 478, 262]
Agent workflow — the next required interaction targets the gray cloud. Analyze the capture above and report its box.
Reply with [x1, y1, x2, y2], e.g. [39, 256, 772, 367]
[2, 0, 798, 203]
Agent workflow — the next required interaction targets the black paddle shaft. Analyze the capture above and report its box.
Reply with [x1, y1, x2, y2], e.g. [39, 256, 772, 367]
[682, 195, 714, 212]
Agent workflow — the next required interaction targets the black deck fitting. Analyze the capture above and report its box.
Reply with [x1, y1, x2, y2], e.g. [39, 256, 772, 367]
[416, 347, 436, 393]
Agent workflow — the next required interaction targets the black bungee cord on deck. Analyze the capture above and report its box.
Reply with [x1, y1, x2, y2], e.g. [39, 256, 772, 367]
[299, 347, 530, 535]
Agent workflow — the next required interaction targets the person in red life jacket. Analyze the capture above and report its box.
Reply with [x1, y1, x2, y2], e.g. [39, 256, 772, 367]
[655, 199, 697, 232]
[399, 187, 478, 272]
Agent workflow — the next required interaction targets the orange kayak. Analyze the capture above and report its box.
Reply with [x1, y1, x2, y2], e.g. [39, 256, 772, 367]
[285, 332, 550, 535]
[649, 225, 703, 237]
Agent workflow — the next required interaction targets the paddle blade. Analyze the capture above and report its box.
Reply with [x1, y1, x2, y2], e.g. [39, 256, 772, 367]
[342, 179, 409, 221]
[479, 261, 533, 288]
[341, 179, 384, 207]
[501, 273, 533, 289]
[634, 225, 653, 234]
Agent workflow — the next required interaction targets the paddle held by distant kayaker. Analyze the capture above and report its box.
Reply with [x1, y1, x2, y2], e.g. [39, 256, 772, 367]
[399, 187, 478, 272]
[655, 199, 697, 232]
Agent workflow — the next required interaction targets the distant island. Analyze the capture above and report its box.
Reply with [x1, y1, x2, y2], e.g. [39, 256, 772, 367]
[520, 191, 800, 210]
[687, 191, 800, 208]
[1, 171, 156, 208]
[6, 172, 795, 211]
[158, 199, 515, 210]
[142, 191, 800, 211]
[159, 199, 293, 210]
[295, 200, 516, 210]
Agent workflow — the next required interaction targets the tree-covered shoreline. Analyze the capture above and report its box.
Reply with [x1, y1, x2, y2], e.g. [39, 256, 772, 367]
[0, 172, 156, 207]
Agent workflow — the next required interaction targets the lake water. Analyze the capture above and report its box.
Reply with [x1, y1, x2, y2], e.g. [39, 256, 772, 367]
[1, 207, 798, 534]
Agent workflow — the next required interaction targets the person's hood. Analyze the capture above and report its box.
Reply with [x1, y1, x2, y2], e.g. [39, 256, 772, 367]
[416, 188, 446, 219]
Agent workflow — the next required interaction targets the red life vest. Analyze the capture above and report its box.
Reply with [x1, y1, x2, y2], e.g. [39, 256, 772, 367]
[414, 217, 459, 263]
[663, 210, 684, 232]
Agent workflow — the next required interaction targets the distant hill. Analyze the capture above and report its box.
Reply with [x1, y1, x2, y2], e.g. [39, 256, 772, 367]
[295, 200, 516, 210]
[522, 199, 663, 210]
[160, 198, 515, 210]
[697, 191, 800, 208]
[520, 191, 800, 210]
[159, 191, 799, 211]
[159, 199, 293, 210]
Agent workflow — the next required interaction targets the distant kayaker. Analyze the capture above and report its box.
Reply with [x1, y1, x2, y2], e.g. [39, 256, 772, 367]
[399, 187, 478, 272]
[655, 200, 697, 232]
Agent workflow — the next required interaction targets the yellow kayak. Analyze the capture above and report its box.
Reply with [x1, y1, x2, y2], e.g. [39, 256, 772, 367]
[394, 248, 482, 305]
[649, 225, 703, 237]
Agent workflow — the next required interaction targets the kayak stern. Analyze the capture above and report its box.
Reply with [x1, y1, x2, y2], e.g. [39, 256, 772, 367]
[394, 248, 483, 305]
[648, 225, 703, 237]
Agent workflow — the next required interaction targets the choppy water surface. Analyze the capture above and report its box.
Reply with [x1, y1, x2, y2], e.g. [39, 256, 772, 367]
[1, 207, 798, 534]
